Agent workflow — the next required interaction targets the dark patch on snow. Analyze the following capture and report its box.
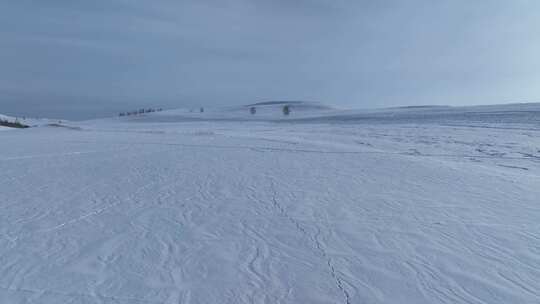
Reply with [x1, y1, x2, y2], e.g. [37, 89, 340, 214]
[0, 119, 29, 128]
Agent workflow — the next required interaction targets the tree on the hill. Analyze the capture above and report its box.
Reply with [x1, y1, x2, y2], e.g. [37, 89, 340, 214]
[282, 105, 290, 116]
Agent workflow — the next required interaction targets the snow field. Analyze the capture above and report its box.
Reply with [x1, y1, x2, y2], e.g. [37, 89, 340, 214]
[0, 106, 539, 303]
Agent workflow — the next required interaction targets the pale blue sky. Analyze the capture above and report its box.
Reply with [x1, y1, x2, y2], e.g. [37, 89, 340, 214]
[1, 0, 540, 119]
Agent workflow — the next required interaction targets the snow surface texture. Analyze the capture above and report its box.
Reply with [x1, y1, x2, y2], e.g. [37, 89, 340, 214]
[1, 102, 539, 303]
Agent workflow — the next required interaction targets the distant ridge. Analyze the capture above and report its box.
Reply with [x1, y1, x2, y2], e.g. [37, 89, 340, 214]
[387, 105, 451, 110]
[245, 100, 331, 107]
[243, 101, 335, 112]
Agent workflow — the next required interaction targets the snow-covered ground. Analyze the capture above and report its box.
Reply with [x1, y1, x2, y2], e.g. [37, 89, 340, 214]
[1, 102, 539, 303]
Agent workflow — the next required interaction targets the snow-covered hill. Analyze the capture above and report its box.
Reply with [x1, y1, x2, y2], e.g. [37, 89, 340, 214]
[112, 100, 338, 123]
[1, 102, 539, 303]
[292, 102, 540, 126]
[91, 101, 540, 129]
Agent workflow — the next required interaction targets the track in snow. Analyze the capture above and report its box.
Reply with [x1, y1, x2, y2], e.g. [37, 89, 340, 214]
[0, 115, 539, 303]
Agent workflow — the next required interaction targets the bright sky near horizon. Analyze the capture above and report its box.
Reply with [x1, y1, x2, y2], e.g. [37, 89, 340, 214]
[1, 0, 540, 119]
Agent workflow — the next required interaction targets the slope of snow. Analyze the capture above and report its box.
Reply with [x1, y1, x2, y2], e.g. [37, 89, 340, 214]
[1, 104, 539, 303]
[286, 102, 540, 127]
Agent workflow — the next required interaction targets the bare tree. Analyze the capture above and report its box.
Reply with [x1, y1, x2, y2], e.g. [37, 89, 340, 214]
[282, 105, 290, 116]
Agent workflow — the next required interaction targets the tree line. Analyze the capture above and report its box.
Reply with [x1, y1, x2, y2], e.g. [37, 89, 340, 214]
[248, 105, 290, 116]
[119, 108, 163, 117]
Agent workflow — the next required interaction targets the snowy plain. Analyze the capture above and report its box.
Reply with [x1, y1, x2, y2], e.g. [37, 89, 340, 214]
[1, 102, 539, 303]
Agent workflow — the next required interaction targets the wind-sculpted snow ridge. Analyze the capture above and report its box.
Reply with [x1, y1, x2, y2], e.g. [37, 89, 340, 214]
[1, 105, 539, 303]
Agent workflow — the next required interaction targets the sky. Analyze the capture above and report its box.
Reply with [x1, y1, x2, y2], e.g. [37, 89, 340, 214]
[1, 0, 540, 120]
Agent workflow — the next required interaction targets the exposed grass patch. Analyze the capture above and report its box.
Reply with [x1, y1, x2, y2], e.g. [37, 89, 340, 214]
[0, 119, 29, 128]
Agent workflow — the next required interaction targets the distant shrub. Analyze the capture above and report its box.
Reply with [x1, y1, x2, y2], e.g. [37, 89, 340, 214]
[250, 107, 256, 115]
[200, 107, 204, 113]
